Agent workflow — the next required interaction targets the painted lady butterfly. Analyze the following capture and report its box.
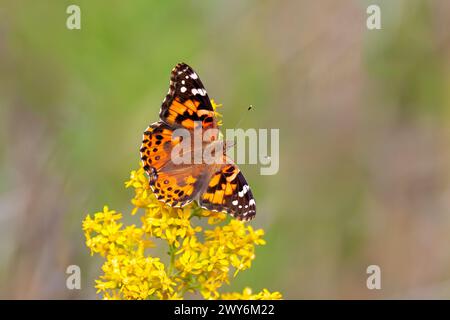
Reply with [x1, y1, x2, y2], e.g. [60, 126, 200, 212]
[140, 63, 256, 221]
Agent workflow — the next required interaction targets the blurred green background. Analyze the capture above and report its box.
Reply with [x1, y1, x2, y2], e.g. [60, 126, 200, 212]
[1, 0, 450, 299]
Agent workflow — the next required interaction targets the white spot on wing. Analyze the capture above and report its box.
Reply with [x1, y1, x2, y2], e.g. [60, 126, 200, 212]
[181, 86, 187, 93]
[192, 88, 206, 96]
[239, 185, 250, 198]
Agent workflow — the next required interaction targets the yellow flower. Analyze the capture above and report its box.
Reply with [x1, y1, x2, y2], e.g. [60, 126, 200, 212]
[177, 250, 205, 276]
[83, 99, 280, 300]
[210, 99, 223, 127]
[221, 287, 283, 300]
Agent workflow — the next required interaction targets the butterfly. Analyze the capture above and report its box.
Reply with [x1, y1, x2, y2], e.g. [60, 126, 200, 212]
[140, 63, 256, 221]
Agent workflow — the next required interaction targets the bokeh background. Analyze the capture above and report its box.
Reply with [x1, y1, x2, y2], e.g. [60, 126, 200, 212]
[1, 0, 450, 299]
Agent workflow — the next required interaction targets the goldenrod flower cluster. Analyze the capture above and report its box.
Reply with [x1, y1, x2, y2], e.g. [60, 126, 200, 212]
[82, 167, 281, 300]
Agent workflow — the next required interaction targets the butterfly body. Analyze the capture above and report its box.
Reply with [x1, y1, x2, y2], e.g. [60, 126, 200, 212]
[140, 63, 256, 221]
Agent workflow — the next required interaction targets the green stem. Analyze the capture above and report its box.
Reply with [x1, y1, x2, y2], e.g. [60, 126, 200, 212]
[168, 244, 176, 276]
[189, 206, 202, 220]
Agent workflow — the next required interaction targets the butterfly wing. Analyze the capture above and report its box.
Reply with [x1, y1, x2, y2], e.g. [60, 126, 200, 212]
[200, 164, 256, 221]
[141, 121, 178, 173]
[151, 164, 211, 207]
[160, 63, 217, 132]
[140, 121, 209, 207]
[142, 63, 256, 220]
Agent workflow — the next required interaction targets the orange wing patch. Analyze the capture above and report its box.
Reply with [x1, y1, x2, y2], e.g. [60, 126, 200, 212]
[151, 171, 198, 207]
[165, 98, 199, 129]
[140, 121, 179, 174]
[201, 167, 239, 208]
[200, 165, 255, 221]
[141, 121, 209, 208]
[164, 97, 216, 130]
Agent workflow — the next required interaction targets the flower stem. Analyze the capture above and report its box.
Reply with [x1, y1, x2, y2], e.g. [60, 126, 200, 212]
[168, 244, 176, 275]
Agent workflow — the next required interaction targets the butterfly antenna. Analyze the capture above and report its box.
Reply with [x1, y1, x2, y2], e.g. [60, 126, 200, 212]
[223, 105, 253, 153]
[233, 105, 253, 129]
